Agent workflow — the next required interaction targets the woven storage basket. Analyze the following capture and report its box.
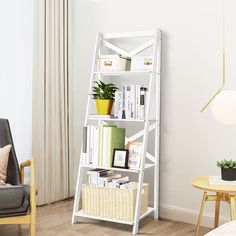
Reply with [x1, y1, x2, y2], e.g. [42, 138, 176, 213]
[82, 183, 149, 221]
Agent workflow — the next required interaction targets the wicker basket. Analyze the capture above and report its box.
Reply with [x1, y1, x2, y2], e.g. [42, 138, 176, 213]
[82, 183, 149, 221]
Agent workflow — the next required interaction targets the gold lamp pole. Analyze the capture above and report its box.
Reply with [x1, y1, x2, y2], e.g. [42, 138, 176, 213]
[201, 0, 226, 112]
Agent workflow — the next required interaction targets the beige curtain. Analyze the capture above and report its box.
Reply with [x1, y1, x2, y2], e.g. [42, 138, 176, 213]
[32, 0, 69, 205]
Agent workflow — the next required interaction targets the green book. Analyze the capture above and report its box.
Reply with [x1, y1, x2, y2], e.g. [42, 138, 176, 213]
[102, 127, 125, 167]
[98, 124, 116, 166]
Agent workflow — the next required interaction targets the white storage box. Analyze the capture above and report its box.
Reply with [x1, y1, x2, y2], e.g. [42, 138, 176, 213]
[98, 54, 131, 72]
[131, 56, 153, 71]
[82, 183, 149, 221]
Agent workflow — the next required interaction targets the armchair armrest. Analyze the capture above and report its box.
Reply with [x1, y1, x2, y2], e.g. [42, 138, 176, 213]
[20, 158, 34, 184]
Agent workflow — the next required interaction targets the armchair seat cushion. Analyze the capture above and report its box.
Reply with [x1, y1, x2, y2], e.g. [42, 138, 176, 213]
[0, 185, 29, 217]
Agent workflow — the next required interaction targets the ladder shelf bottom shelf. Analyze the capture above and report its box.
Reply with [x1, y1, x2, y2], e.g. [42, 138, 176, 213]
[80, 163, 155, 173]
[74, 207, 154, 225]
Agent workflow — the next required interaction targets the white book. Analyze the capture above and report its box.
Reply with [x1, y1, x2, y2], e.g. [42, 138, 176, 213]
[135, 85, 141, 119]
[112, 176, 129, 184]
[130, 85, 135, 119]
[92, 126, 99, 166]
[125, 85, 132, 119]
[114, 91, 123, 119]
[89, 126, 93, 165]
[120, 182, 138, 189]
[140, 87, 147, 120]
[209, 176, 236, 185]
[102, 127, 109, 167]
[87, 169, 109, 186]
[98, 173, 121, 187]
[86, 126, 91, 165]
[122, 85, 126, 118]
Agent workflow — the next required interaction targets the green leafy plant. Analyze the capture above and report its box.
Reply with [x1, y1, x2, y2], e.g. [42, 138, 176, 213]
[216, 159, 236, 169]
[92, 80, 118, 100]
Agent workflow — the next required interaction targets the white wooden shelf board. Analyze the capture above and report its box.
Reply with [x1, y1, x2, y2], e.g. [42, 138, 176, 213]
[80, 163, 155, 173]
[75, 207, 154, 225]
[87, 117, 158, 123]
[93, 71, 156, 76]
[75, 210, 134, 225]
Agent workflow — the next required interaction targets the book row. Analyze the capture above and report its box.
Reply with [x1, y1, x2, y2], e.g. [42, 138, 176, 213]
[114, 84, 148, 120]
[81, 124, 143, 169]
[87, 169, 137, 189]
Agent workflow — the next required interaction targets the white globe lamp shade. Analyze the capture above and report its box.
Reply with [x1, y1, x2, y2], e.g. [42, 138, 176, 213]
[211, 90, 236, 125]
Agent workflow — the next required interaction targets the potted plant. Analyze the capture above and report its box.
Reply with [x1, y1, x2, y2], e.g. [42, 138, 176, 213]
[92, 80, 118, 115]
[216, 159, 236, 181]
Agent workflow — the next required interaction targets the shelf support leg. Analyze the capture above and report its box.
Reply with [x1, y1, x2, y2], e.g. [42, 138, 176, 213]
[72, 166, 84, 223]
[154, 124, 160, 219]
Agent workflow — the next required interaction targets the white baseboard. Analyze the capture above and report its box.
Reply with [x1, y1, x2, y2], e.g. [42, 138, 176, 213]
[159, 204, 230, 228]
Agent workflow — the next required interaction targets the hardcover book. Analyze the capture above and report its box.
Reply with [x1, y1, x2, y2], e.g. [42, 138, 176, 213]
[102, 127, 125, 167]
[98, 124, 116, 166]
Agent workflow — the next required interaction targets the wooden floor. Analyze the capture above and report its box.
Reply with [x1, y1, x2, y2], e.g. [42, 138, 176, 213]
[0, 199, 211, 236]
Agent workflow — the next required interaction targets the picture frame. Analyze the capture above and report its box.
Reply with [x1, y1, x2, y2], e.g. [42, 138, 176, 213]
[127, 141, 143, 169]
[112, 149, 129, 169]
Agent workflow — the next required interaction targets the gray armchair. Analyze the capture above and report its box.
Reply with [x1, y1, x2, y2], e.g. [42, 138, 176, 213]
[0, 119, 36, 236]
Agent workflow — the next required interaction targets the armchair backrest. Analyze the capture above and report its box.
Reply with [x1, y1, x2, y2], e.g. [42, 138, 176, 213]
[0, 119, 21, 185]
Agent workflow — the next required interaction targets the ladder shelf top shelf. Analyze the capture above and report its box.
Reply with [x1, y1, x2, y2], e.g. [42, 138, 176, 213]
[93, 71, 157, 76]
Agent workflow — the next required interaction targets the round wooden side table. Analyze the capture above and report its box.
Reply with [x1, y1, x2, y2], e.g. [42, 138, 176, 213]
[192, 177, 236, 236]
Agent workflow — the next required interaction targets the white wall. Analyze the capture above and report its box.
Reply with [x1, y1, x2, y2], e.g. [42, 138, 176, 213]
[70, 0, 236, 227]
[0, 1, 33, 166]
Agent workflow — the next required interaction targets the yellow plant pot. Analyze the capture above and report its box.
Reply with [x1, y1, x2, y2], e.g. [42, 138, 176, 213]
[96, 100, 113, 115]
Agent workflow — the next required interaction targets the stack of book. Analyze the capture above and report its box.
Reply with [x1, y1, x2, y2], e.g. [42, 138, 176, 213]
[87, 169, 130, 188]
[114, 84, 149, 120]
[81, 125, 125, 167]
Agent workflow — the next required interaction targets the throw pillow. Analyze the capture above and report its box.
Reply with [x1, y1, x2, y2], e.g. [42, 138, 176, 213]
[0, 145, 12, 185]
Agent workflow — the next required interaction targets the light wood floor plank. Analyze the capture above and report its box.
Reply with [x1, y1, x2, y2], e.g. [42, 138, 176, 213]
[0, 199, 212, 235]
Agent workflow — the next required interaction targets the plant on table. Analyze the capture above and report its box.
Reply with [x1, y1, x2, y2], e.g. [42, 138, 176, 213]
[216, 159, 236, 181]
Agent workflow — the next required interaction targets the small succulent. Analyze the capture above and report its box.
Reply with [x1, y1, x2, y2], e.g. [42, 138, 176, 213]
[91, 80, 118, 100]
[216, 159, 236, 169]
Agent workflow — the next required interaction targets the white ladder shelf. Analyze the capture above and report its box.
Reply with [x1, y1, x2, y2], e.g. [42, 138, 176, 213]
[72, 30, 162, 234]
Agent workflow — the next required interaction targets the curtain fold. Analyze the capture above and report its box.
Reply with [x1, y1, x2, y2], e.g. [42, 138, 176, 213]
[32, 0, 69, 205]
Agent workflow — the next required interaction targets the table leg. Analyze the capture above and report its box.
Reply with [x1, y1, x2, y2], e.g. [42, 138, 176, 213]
[196, 192, 207, 236]
[230, 196, 236, 220]
[214, 192, 221, 228]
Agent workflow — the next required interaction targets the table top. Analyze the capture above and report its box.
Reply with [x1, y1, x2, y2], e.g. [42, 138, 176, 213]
[192, 177, 236, 193]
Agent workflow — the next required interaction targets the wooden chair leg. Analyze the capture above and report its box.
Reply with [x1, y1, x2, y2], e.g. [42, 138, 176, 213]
[230, 196, 236, 221]
[214, 192, 221, 228]
[30, 215, 36, 236]
[196, 192, 207, 236]
[30, 204, 36, 236]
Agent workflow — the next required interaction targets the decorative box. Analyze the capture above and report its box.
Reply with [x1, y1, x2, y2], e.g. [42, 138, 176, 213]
[98, 54, 131, 72]
[130, 56, 153, 71]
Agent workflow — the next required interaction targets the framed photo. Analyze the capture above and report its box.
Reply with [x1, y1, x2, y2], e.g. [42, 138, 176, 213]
[127, 142, 143, 169]
[112, 149, 129, 169]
